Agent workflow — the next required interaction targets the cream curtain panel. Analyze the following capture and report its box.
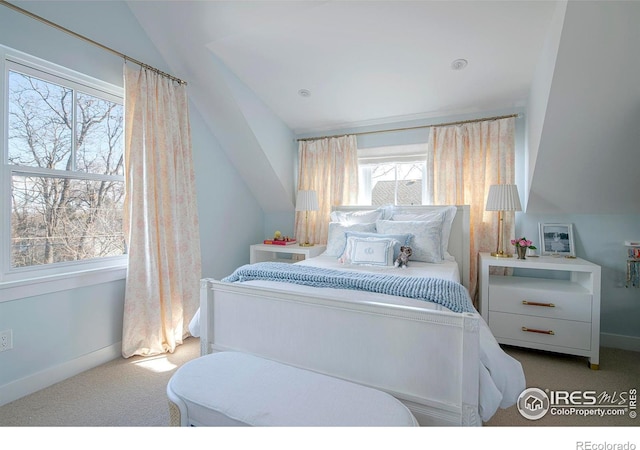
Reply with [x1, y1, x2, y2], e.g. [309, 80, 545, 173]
[296, 135, 359, 244]
[427, 117, 516, 303]
[122, 64, 202, 358]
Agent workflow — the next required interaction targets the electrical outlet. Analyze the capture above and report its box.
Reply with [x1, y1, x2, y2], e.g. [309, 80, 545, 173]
[0, 329, 13, 352]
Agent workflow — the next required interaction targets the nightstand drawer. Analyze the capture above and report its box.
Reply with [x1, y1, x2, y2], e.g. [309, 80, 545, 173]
[490, 312, 592, 350]
[489, 277, 592, 322]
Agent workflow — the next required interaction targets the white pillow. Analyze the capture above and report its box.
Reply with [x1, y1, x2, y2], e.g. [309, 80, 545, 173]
[376, 219, 445, 263]
[340, 236, 396, 266]
[325, 222, 376, 257]
[390, 206, 457, 260]
[329, 209, 383, 224]
[343, 231, 413, 260]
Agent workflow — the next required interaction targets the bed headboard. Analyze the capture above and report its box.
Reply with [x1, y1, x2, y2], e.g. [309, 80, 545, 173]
[331, 205, 471, 290]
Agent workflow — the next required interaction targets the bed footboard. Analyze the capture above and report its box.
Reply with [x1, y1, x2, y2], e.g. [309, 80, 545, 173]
[199, 278, 480, 426]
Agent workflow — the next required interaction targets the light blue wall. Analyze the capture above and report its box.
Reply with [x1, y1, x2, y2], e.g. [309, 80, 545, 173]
[209, 53, 298, 242]
[0, 281, 125, 383]
[264, 212, 297, 242]
[190, 105, 264, 280]
[0, 1, 263, 402]
[215, 56, 297, 206]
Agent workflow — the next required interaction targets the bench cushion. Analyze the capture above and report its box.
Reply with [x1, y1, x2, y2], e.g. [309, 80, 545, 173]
[167, 351, 418, 426]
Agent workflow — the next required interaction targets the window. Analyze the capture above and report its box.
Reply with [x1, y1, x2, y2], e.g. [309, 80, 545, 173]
[2, 48, 125, 282]
[357, 143, 427, 206]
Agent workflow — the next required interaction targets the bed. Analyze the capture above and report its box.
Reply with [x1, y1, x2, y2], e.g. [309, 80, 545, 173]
[190, 205, 525, 426]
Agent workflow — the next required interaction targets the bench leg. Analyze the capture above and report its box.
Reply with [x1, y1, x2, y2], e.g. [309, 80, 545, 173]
[168, 400, 182, 426]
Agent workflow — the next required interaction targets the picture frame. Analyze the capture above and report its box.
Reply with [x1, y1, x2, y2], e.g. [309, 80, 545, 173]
[539, 223, 575, 257]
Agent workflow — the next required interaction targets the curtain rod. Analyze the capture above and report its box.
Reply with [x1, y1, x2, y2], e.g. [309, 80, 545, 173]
[296, 113, 520, 142]
[0, 0, 187, 85]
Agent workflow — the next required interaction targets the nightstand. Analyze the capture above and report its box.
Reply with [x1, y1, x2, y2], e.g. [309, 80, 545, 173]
[478, 252, 601, 369]
[250, 243, 327, 264]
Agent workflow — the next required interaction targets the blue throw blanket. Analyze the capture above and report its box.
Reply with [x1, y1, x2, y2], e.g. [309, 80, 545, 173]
[222, 262, 475, 314]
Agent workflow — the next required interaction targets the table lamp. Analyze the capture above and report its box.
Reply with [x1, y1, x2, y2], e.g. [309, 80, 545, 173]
[485, 184, 522, 257]
[296, 190, 318, 247]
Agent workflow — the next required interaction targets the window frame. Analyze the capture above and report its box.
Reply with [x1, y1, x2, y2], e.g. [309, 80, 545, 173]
[357, 143, 428, 206]
[0, 45, 127, 287]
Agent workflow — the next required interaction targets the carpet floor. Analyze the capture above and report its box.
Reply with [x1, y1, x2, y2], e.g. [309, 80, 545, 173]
[1, 339, 638, 428]
[0, 337, 201, 427]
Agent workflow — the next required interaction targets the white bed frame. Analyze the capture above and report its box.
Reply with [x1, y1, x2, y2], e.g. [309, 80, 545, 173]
[199, 205, 480, 426]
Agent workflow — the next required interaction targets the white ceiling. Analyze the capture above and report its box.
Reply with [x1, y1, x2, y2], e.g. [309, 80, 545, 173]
[4, 1, 639, 216]
[123, 1, 640, 214]
[127, 0, 558, 134]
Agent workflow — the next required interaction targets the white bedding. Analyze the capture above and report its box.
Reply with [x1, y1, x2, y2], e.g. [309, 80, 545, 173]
[298, 253, 461, 283]
[189, 255, 525, 423]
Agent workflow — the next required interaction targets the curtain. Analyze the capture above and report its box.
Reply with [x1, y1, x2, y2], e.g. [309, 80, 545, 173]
[296, 135, 359, 244]
[121, 64, 202, 358]
[427, 117, 516, 303]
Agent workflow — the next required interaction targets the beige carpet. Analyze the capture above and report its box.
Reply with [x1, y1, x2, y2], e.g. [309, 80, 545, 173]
[0, 337, 638, 428]
[486, 345, 640, 427]
[0, 337, 201, 427]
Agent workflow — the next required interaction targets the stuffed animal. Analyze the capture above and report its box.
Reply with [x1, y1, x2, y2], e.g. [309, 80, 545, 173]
[394, 246, 412, 268]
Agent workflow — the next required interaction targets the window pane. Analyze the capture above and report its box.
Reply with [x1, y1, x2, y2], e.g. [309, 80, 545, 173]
[76, 92, 124, 175]
[8, 71, 73, 170]
[11, 175, 125, 268]
[369, 162, 424, 206]
[370, 163, 396, 205]
[395, 162, 423, 206]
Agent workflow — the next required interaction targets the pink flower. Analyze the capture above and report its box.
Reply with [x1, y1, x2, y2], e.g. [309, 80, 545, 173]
[512, 237, 535, 248]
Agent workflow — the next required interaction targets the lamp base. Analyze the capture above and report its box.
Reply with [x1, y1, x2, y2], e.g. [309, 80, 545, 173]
[299, 243, 315, 247]
[491, 251, 513, 258]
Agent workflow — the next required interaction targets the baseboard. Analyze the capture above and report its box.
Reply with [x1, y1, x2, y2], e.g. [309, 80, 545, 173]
[0, 342, 121, 407]
[600, 333, 640, 353]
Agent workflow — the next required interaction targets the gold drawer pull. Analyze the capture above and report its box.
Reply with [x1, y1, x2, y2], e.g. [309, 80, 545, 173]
[522, 300, 555, 308]
[522, 326, 555, 335]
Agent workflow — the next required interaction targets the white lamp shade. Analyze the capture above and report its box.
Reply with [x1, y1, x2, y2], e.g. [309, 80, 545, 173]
[295, 190, 319, 211]
[485, 184, 522, 211]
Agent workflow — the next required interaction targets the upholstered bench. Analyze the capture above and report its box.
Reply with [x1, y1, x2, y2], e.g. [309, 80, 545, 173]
[167, 351, 419, 426]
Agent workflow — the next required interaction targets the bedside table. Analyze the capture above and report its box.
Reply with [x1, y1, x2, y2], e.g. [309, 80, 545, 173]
[478, 252, 601, 369]
[250, 243, 327, 264]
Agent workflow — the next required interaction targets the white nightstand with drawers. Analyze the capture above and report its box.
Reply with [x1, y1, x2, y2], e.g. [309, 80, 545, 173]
[478, 252, 601, 369]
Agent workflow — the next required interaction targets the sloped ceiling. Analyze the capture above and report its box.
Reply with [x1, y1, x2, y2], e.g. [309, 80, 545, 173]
[125, 0, 565, 214]
[126, 0, 640, 214]
[526, 0, 640, 214]
[126, 1, 299, 213]
[201, 0, 558, 134]
[127, 1, 557, 134]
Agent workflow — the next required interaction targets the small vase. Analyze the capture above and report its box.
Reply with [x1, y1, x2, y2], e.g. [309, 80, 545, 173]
[516, 246, 526, 260]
